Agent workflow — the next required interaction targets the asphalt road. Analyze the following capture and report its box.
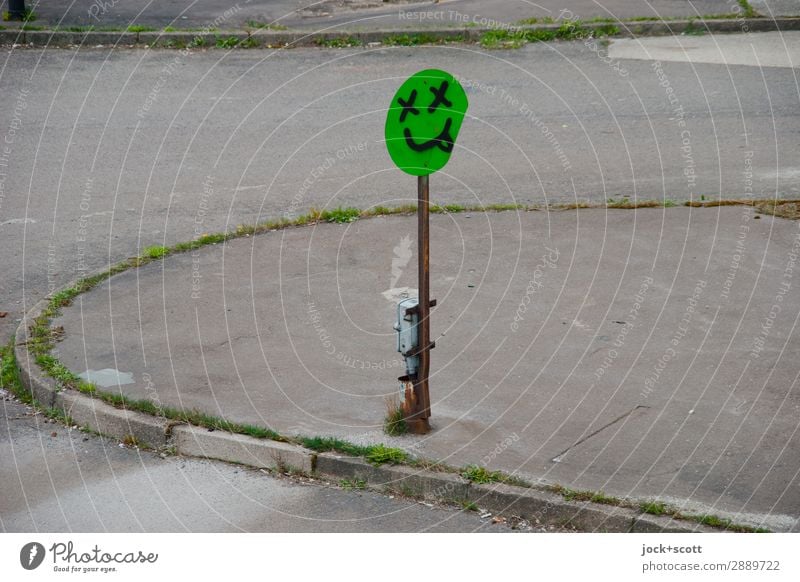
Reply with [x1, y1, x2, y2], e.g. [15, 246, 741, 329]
[1, 390, 535, 532]
[1, 32, 798, 531]
[2, 0, 761, 30]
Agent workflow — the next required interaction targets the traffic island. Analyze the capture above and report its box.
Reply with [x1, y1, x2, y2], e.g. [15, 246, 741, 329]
[13, 204, 800, 532]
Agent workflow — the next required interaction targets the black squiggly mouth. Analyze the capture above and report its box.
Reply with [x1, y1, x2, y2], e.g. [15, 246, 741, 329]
[403, 117, 455, 154]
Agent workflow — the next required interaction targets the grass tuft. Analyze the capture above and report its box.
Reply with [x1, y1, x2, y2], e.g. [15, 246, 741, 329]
[382, 33, 464, 46]
[300, 436, 371, 457]
[365, 444, 408, 466]
[738, 0, 759, 19]
[127, 25, 156, 33]
[142, 245, 168, 259]
[322, 207, 360, 223]
[640, 500, 668, 516]
[480, 20, 618, 49]
[317, 36, 362, 48]
[340, 478, 366, 490]
[216, 35, 241, 48]
[383, 396, 408, 436]
[461, 464, 504, 484]
[246, 20, 288, 31]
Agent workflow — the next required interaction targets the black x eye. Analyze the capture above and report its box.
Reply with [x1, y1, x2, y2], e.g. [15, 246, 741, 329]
[428, 81, 453, 113]
[397, 89, 420, 123]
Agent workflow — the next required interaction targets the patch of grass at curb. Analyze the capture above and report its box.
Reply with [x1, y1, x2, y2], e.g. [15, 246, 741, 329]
[299, 437, 406, 466]
[406, 458, 448, 473]
[365, 444, 407, 466]
[35, 354, 78, 386]
[482, 203, 528, 212]
[640, 500, 668, 516]
[77, 381, 97, 395]
[142, 245, 168, 259]
[550, 485, 624, 505]
[430, 203, 465, 214]
[92, 390, 286, 441]
[64, 25, 96, 33]
[689, 514, 768, 533]
[637, 498, 770, 532]
[606, 199, 667, 209]
[0, 342, 74, 426]
[683, 20, 707, 36]
[382, 33, 464, 46]
[246, 20, 288, 31]
[588, 491, 622, 505]
[516, 17, 556, 25]
[460, 499, 479, 511]
[461, 466, 525, 486]
[1, 342, 30, 404]
[363, 204, 418, 217]
[239, 36, 259, 48]
[317, 36, 362, 48]
[738, 0, 759, 19]
[340, 477, 366, 490]
[461, 464, 504, 484]
[322, 207, 360, 223]
[216, 35, 241, 48]
[127, 25, 156, 33]
[300, 436, 372, 457]
[480, 20, 618, 49]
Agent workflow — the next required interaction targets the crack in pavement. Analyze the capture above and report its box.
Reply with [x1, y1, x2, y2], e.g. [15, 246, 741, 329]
[551, 405, 650, 463]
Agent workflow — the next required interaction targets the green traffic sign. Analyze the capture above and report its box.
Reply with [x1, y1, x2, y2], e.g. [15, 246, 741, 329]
[385, 69, 469, 176]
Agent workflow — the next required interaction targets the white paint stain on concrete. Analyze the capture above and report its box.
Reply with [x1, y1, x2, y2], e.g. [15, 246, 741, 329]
[79, 368, 135, 387]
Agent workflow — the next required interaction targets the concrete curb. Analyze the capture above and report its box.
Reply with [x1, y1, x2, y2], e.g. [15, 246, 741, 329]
[55, 390, 171, 448]
[2, 18, 799, 48]
[14, 298, 59, 409]
[9, 285, 733, 533]
[312, 453, 718, 532]
[173, 425, 314, 473]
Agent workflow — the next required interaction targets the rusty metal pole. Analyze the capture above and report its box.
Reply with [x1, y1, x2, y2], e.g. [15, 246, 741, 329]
[7, 0, 27, 20]
[409, 174, 432, 434]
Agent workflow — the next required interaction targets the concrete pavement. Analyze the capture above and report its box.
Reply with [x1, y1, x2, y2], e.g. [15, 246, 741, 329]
[46, 206, 800, 531]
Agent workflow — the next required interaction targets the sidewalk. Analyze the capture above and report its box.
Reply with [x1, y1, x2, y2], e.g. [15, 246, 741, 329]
[48, 206, 800, 531]
[5, 0, 792, 31]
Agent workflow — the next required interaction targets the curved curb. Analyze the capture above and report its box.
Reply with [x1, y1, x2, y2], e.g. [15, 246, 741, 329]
[14, 299, 718, 533]
[2, 17, 799, 48]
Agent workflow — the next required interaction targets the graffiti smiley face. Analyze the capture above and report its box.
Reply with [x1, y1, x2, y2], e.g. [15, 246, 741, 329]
[385, 69, 469, 176]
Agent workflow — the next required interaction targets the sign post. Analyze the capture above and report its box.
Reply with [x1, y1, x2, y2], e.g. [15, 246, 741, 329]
[385, 69, 468, 433]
